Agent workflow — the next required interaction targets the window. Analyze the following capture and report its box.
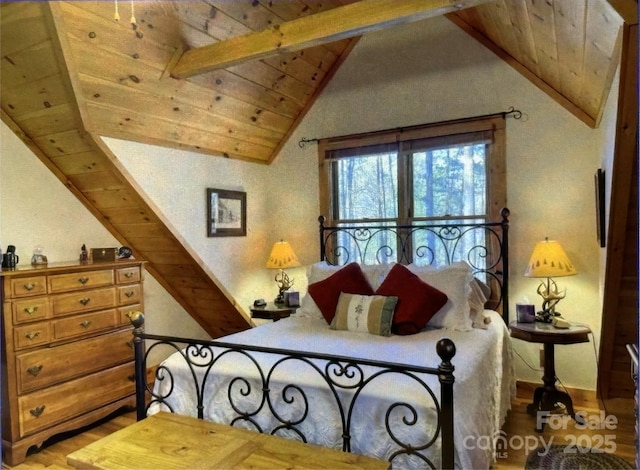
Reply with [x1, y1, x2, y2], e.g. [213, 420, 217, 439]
[318, 115, 506, 265]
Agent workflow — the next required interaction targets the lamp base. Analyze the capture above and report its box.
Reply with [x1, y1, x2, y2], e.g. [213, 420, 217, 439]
[273, 269, 293, 306]
[274, 287, 288, 305]
[535, 310, 562, 323]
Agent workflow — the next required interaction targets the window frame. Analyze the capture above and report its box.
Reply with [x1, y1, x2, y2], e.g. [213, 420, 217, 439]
[318, 115, 506, 227]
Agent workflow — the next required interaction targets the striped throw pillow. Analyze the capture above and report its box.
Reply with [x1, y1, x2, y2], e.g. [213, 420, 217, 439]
[330, 293, 397, 336]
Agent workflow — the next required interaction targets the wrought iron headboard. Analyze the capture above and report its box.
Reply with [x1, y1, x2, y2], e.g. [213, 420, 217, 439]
[319, 208, 510, 323]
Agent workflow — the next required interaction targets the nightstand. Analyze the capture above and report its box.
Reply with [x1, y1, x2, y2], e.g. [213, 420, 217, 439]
[250, 302, 296, 322]
[509, 320, 591, 431]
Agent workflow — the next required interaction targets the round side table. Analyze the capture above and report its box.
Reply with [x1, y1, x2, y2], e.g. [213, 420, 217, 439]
[509, 320, 591, 431]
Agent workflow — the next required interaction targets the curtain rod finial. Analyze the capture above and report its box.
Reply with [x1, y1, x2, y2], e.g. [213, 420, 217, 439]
[298, 137, 318, 148]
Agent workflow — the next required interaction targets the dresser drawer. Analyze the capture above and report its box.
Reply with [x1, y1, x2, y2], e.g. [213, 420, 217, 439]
[8, 276, 47, 298]
[117, 284, 141, 305]
[52, 310, 117, 341]
[18, 362, 135, 437]
[13, 322, 52, 350]
[48, 270, 114, 294]
[50, 287, 116, 316]
[116, 266, 140, 284]
[16, 329, 134, 394]
[118, 305, 142, 326]
[12, 297, 50, 324]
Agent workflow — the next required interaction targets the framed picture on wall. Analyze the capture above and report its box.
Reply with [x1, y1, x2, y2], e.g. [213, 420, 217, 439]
[207, 188, 246, 237]
[594, 169, 605, 247]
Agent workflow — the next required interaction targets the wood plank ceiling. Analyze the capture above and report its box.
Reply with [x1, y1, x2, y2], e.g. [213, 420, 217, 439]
[1, 0, 624, 337]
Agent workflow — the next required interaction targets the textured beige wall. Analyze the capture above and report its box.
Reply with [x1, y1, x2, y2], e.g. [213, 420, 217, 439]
[1, 16, 618, 388]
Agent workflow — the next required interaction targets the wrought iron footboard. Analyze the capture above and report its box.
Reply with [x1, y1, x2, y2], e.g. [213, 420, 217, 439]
[129, 313, 456, 469]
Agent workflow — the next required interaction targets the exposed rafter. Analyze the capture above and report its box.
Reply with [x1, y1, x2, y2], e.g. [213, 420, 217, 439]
[170, 0, 490, 79]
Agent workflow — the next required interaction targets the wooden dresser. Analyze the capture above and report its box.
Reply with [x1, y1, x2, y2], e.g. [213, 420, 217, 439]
[1, 260, 144, 466]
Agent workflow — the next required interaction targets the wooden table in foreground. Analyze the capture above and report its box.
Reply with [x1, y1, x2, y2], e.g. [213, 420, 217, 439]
[66, 411, 389, 469]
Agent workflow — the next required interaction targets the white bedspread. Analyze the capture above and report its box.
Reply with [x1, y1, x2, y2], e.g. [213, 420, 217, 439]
[149, 311, 515, 469]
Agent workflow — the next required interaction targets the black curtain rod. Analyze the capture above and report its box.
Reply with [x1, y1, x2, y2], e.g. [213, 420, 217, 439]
[298, 106, 524, 149]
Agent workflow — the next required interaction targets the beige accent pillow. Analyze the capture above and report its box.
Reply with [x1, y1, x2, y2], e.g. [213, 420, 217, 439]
[330, 293, 398, 336]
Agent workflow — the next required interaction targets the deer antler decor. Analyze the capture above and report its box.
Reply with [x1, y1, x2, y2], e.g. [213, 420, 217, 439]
[536, 278, 567, 321]
[274, 270, 295, 303]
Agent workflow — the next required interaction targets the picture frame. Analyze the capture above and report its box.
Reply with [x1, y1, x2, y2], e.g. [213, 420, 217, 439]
[207, 188, 246, 237]
[594, 169, 605, 247]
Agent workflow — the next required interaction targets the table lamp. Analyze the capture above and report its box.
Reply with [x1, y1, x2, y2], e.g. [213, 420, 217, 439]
[266, 240, 300, 304]
[524, 238, 577, 322]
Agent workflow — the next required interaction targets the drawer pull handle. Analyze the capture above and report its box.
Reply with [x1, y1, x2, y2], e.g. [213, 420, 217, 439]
[78, 277, 89, 285]
[23, 283, 36, 291]
[124, 291, 135, 298]
[24, 306, 38, 315]
[80, 320, 92, 329]
[27, 365, 43, 376]
[127, 374, 136, 382]
[25, 331, 40, 340]
[30, 405, 46, 418]
[125, 272, 134, 278]
[79, 298, 91, 306]
[127, 340, 133, 349]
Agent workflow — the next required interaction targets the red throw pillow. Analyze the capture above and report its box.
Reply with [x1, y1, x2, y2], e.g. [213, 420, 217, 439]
[308, 263, 374, 324]
[376, 264, 448, 335]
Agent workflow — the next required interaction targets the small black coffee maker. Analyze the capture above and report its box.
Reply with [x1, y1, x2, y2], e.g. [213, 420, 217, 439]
[2, 245, 19, 268]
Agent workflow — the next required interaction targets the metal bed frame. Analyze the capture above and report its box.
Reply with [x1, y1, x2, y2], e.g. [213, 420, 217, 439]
[130, 208, 510, 469]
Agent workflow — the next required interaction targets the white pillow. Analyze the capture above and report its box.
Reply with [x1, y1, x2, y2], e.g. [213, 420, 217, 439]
[297, 262, 393, 319]
[469, 278, 492, 329]
[407, 262, 474, 331]
[306, 261, 392, 289]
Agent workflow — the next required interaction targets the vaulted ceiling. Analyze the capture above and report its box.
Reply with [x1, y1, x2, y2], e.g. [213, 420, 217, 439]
[0, 0, 629, 337]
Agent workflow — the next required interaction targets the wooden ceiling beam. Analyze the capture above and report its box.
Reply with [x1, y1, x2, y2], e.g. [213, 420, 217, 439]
[170, 0, 489, 79]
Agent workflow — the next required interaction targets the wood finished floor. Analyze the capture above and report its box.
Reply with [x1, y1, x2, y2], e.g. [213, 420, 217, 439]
[3, 397, 635, 469]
